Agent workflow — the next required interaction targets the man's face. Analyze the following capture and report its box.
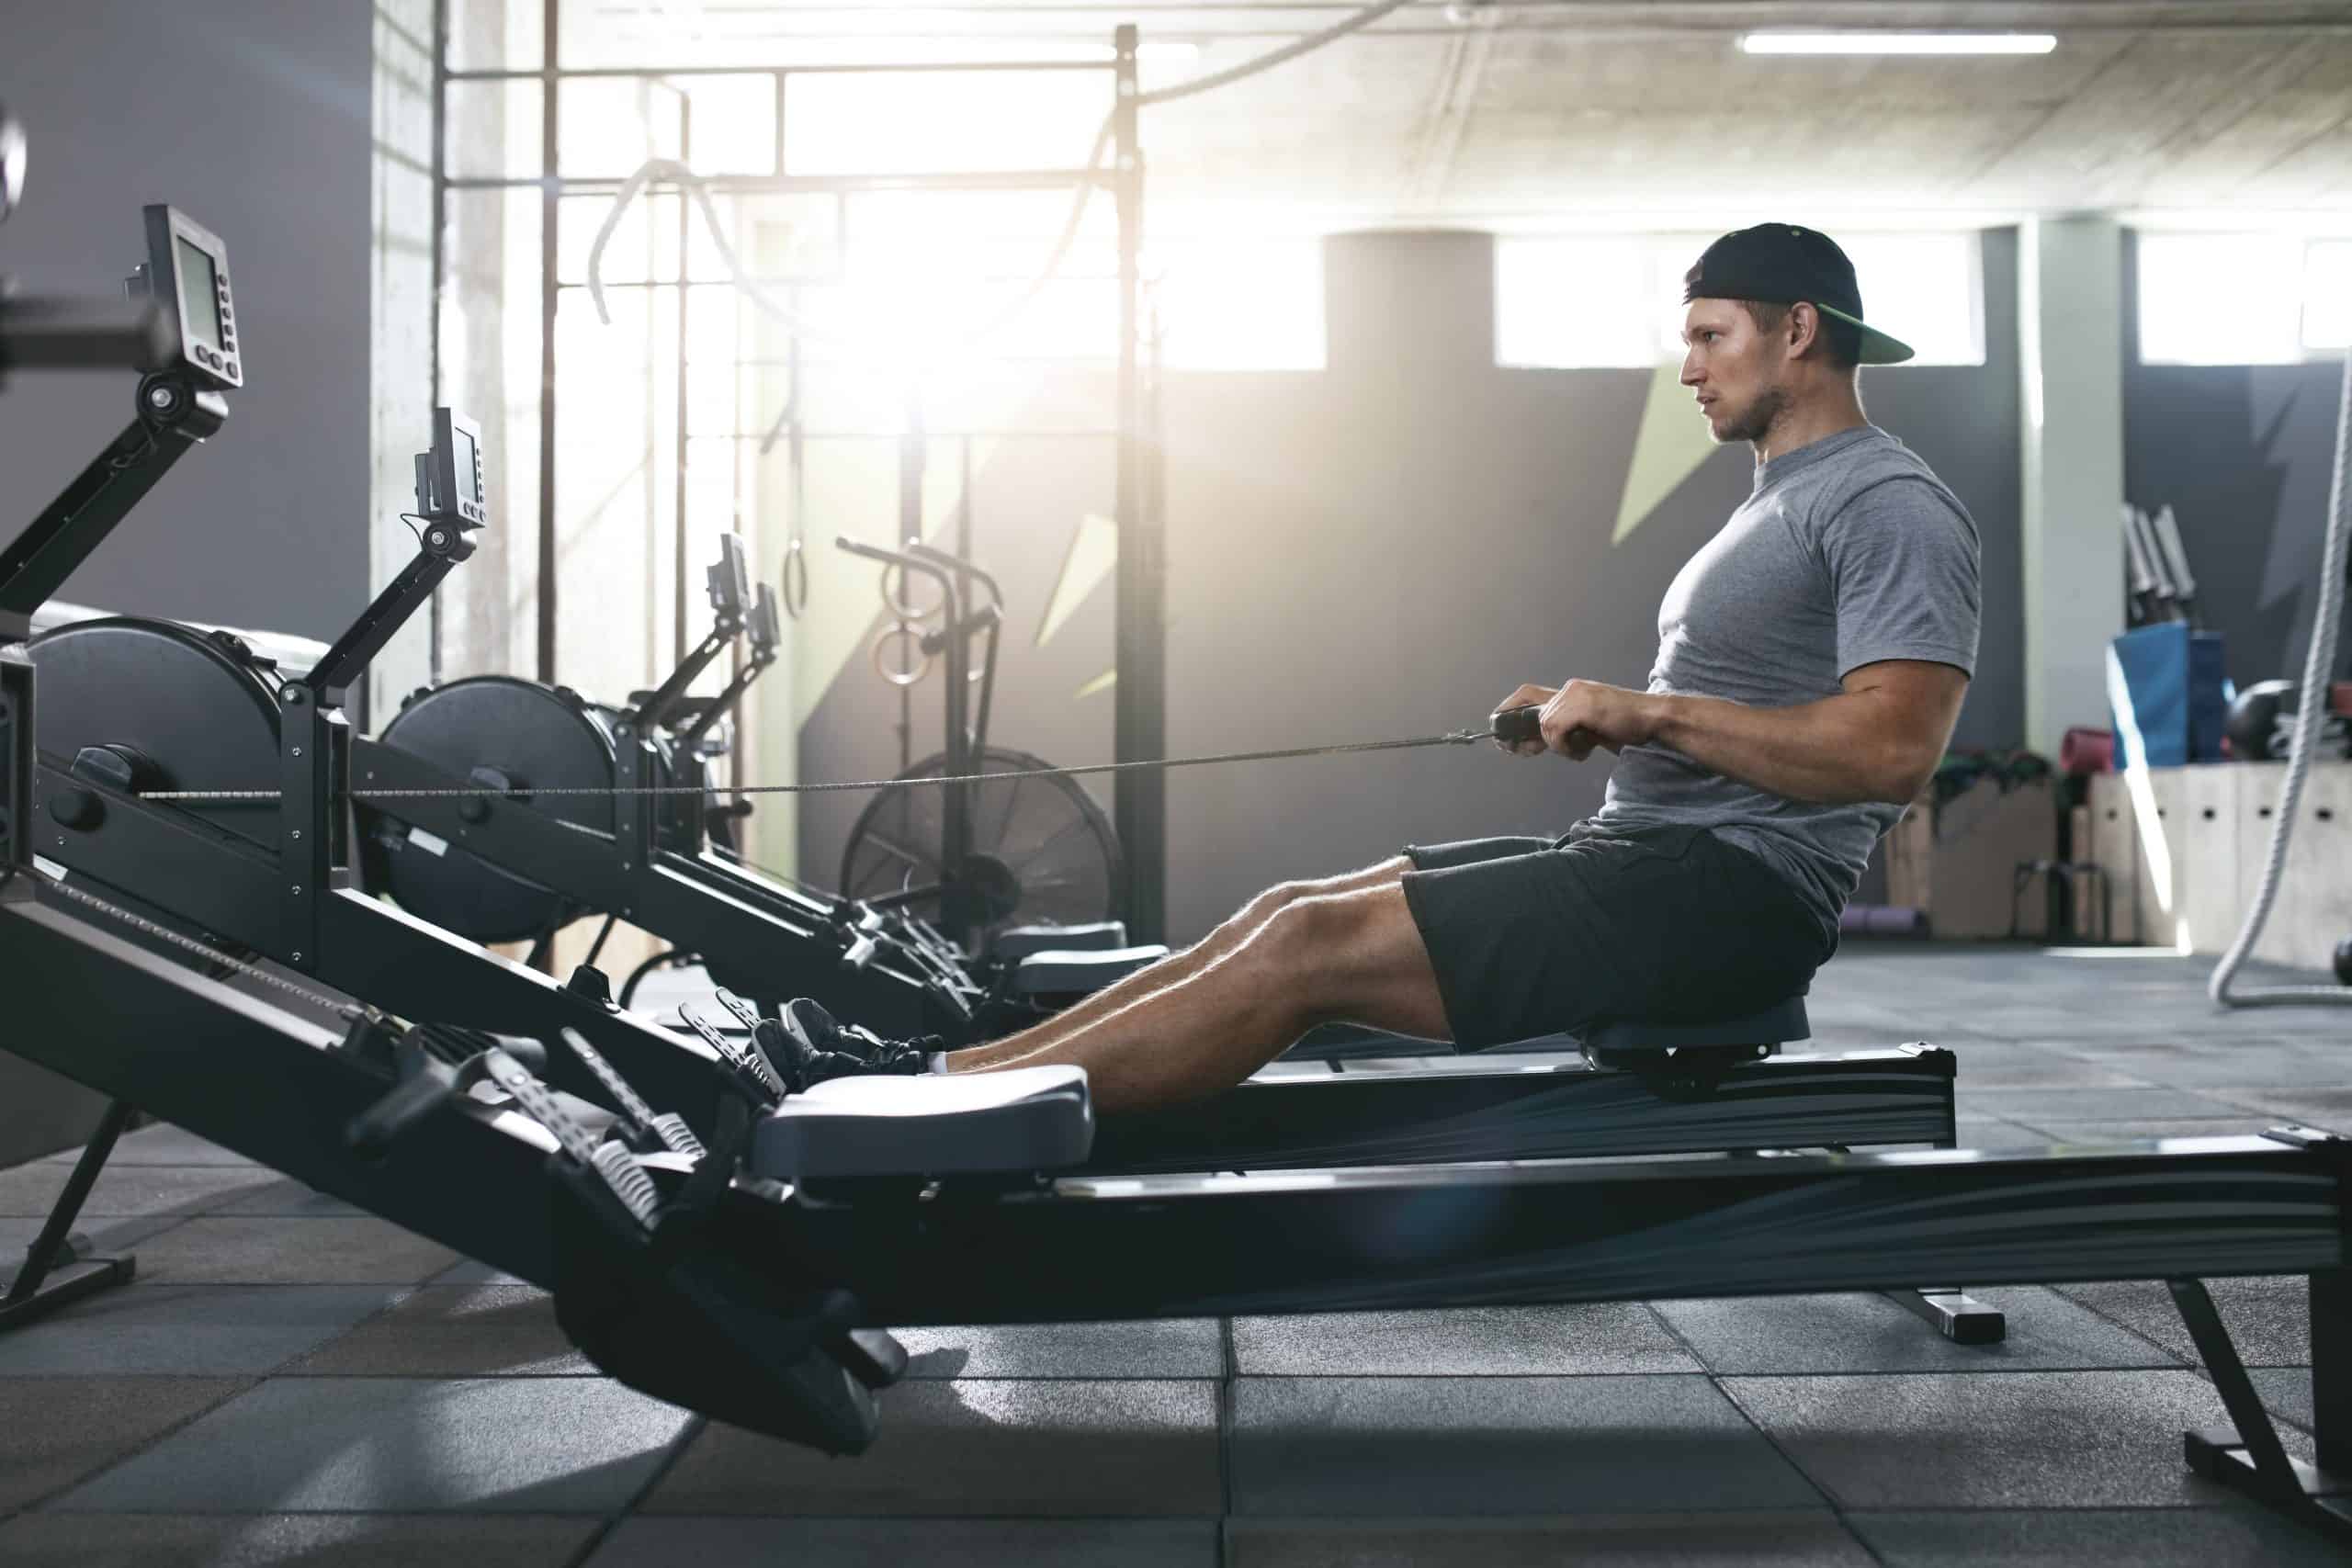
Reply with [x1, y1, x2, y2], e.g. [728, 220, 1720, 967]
[1679, 299, 1787, 446]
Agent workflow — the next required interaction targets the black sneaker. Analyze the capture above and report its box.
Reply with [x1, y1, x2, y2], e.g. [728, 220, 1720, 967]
[758, 998, 934, 1093]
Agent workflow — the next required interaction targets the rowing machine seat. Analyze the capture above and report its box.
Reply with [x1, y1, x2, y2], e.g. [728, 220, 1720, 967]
[992, 921, 1132, 963]
[1579, 996, 1811, 1071]
[749, 1065, 1094, 1181]
[1010, 944, 1167, 998]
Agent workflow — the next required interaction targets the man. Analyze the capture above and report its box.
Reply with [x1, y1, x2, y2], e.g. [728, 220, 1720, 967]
[783, 224, 1980, 1115]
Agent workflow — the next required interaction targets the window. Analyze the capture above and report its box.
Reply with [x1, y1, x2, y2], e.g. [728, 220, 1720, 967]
[2135, 231, 2351, 366]
[2301, 240, 2352, 355]
[1496, 231, 1986, 368]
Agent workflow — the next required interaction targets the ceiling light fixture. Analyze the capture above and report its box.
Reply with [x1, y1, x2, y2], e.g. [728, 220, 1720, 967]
[1740, 32, 2057, 57]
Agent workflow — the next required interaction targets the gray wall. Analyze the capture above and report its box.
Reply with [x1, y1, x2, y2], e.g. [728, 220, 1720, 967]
[0, 2, 375, 1167]
[0, 0, 374, 641]
[2121, 233, 2347, 695]
[798, 228, 2025, 943]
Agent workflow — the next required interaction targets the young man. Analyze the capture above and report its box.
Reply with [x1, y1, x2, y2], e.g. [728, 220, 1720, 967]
[784, 223, 1980, 1115]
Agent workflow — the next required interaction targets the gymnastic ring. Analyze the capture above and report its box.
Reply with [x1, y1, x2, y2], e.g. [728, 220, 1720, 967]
[878, 563, 945, 625]
[872, 624, 933, 688]
[780, 538, 808, 620]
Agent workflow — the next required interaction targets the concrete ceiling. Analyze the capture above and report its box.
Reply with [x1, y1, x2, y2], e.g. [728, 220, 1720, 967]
[572, 2, 2352, 222]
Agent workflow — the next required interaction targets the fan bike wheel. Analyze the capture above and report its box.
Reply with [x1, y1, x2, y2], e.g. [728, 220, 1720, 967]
[362, 677, 619, 944]
[26, 618, 288, 969]
[839, 746, 1124, 951]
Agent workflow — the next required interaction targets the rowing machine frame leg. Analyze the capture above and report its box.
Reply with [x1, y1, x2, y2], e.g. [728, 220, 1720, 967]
[2174, 1270, 2352, 1542]
[1893, 1286, 2007, 1345]
[1739, 1139, 2009, 1346]
[0, 1097, 138, 1333]
[1889, 1119, 2007, 1344]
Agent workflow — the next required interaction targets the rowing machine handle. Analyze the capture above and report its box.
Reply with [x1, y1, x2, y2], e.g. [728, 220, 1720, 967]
[1492, 705, 1543, 746]
[345, 1063, 456, 1160]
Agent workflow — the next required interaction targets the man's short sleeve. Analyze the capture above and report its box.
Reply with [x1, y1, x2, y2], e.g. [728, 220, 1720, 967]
[1822, 476, 1981, 680]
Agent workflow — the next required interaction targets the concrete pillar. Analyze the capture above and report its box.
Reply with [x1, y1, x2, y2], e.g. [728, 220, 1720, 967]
[2018, 216, 2126, 756]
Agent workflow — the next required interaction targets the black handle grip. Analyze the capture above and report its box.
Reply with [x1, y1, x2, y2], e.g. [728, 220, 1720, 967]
[345, 1067, 456, 1160]
[1492, 705, 1543, 745]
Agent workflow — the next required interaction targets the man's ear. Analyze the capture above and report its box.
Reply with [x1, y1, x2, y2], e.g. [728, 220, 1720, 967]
[1786, 300, 1823, 359]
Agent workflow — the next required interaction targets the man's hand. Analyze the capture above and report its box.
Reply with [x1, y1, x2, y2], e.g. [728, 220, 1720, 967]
[1491, 681, 1661, 761]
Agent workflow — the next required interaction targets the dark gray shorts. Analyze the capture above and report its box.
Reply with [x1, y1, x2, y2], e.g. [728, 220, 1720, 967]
[1398, 822, 1837, 1050]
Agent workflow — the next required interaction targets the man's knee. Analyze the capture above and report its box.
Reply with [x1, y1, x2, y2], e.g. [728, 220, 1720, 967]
[1253, 886, 1396, 971]
[1249, 886, 1433, 1027]
[1230, 878, 1311, 933]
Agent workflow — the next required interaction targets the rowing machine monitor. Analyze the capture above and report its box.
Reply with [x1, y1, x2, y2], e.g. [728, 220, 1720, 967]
[306, 407, 484, 701]
[417, 407, 488, 531]
[707, 533, 750, 625]
[2, 206, 235, 639]
[141, 205, 240, 389]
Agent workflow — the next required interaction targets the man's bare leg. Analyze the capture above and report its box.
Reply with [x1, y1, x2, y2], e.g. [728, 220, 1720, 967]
[947, 855, 1410, 1072]
[944, 881, 1447, 1114]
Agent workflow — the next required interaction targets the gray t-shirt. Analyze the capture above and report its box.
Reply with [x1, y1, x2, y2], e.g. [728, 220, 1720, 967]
[1595, 423, 1981, 925]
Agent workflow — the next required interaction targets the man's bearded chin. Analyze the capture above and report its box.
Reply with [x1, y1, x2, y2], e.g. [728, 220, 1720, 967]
[1717, 384, 1787, 446]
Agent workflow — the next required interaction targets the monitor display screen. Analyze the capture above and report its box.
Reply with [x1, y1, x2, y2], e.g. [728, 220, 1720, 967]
[455, 426, 481, 503]
[175, 237, 223, 355]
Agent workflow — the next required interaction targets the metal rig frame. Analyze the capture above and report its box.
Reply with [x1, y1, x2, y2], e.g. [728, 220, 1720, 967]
[426, 2, 1168, 941]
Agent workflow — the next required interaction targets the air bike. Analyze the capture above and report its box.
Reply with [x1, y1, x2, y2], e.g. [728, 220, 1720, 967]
[3, 168, 2350, 1550]
[5, 208, 2005, 1342]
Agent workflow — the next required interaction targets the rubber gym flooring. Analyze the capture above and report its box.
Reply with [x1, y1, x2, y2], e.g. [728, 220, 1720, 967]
[3, 944, 2349, 1566]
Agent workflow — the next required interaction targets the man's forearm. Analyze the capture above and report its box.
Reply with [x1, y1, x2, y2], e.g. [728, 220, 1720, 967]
[1645, 691, 1922, 807]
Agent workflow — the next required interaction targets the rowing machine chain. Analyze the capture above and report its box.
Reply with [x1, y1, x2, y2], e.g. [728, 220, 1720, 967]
[38, 872, 365, 1021]
[136, 723, 1520, 805]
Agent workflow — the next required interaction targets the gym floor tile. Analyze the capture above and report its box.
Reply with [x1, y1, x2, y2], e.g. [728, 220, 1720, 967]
[0, 1376, 249, 1512]
[430, 1257, 533, 1287]
[1229, 1304, 1697, 1376]
[0, 1284, 402, 1376]
[209, 1178, 368, 1217]
[0, 1162, 282, 1218]
[642, 1379, 1220, 1517]
[1943, 1116, 2051, 1151]
[285, 1285, 592, 1377]
[1847, 1504, 2352, 1566]
[1956, 1087, 2254, 1123]
[38, 1123, 254, 1167]
[2051, 1275, 2311, 1367]
[0, 1212, 187, 1257]
[123, 1216, 460, 1285]
[584, 1517, 1219, 1567]
[2018, 1117, 2280, 1144]
[892, 1318, 1223, 1379]
[1651, 1287, 2180, 1374]
[1928, 1050, 2151, 1089]
[47, 1376, 695, 1513]
[0, 1512, 600, 1568]
[1225, 1511, 1879, 1567]
[1227, 1375, 1820, 1517]
[2195, 1086, 2352, 1132]
[2250, 1365, 2314, 1430]
[1918, 1010, 2166, 1043]
[2028, 1040, 2351, 1089]
[1721, 1370, 2237, 1508]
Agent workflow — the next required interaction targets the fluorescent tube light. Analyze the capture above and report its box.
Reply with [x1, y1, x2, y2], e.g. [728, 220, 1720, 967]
[1740, 32, 2057, 56]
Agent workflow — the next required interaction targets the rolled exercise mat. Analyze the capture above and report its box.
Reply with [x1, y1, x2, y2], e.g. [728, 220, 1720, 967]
[1839, 903, 1930, 938]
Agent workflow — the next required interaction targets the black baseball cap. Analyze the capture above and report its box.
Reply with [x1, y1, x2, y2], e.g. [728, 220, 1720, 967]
[1683, 224, 1915, 366]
